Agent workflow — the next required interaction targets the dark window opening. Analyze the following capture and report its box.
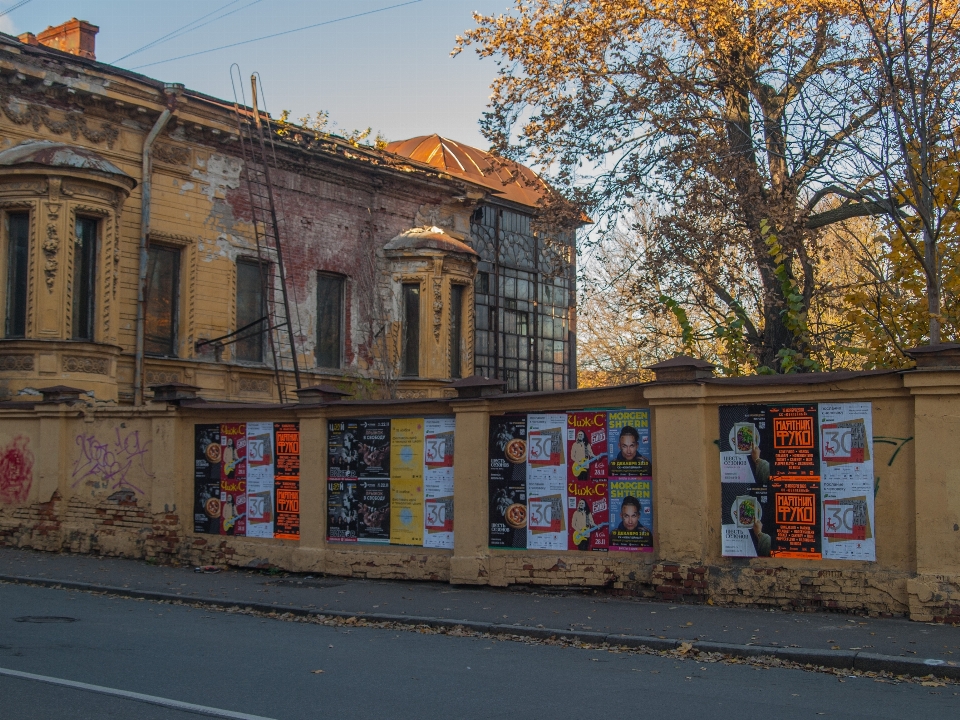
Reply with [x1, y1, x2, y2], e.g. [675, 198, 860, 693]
[450, 284, 464, 379]
[402, 283, 420, 377]
[73, 217, 98, 341]
[316, 273, 344, 369]
[144, 245, 180, 356]
[5, 212, 29, 338]
[476, 271, 489, 294]
[236, 259, 265, 362]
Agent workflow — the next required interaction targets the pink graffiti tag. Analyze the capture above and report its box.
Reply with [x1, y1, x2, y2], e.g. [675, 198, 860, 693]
[0, 435, 34, 504]
[71, 428, 154, 495]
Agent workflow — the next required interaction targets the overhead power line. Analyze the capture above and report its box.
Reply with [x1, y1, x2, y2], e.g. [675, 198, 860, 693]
[112, 0, 264, 64]
[130, 0, 424, 70]
[0, 0, 33, 20]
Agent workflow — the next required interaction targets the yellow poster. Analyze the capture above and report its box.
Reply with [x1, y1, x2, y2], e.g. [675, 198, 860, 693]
[390, 478, 424, 546]
[390, 418, 424, 481]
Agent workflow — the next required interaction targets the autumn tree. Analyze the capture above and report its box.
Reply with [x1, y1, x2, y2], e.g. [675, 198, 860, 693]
[848, 0, 960, 346]
[457, 1, 906, 371]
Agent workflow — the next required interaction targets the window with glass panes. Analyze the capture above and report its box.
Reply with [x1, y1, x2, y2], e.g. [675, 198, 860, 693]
[470, 206, 575, 392]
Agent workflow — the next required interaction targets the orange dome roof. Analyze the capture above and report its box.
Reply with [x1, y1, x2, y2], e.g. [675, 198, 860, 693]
[385, 135, 548, 208]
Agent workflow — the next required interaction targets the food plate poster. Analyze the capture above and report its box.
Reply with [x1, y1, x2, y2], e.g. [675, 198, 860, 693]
[488, 415, 528, 549]
[423, 417, 456, 549]
[193, 424, 223, 535]
[220, 423, 247, 536]
[609, 478, 653, 551]
[607, 410, 651, 477]
[719, 405, 821, 559]
[567, 412, 608, 551]
[273, 422, 300, 540]
[245, 422, 274, 539]
[820, 403, 875, 560]
[527, 414, 568, 550]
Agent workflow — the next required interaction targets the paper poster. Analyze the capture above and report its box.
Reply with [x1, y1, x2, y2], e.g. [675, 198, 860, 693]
[527, 414, 567, 550]
[423, 417, 455, 549]
[489, 415, 528, 549]
[328, 420, 360, 478]
[358, 479, 390, 543]
[358, 419, 391, 478]
[719, 405, 821, 558]
[193, 424, 223, 535]
[567, 412, 608, 482]
[820, 402, 875, 561]
[424, 418, 455, 471]
[244, 421, 274, 538]
[390, 478, 424, 546]
[274, 422, 300, 540]
[567, 480, 609, 551]
[327, 479, 359, 542]
[609, 478, 653, 551]
[220, 423, 247, 536]
[607, 410, 651, 477]
[391, 418, 424, 481]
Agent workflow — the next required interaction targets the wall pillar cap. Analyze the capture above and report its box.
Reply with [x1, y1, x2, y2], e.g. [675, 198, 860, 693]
[37, 385, 86, 403]
[645, 355, 716, 382]
[449, 375, 506, 398]
[296, 384, 351, 405]
[149, 382, 200, 404]
[905, 343, 960, 370]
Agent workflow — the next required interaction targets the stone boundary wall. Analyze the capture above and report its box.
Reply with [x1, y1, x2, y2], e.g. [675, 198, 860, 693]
[1, 370, 959, 621]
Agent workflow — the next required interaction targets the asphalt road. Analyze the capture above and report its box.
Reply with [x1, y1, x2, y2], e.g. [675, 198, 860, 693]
[4, 548, 959, 663]
[1, 584, 957, 720]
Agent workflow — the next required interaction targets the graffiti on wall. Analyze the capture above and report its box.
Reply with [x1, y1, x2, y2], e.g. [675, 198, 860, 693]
[71, 428, 154, 496]
[0, 435, 34, 504]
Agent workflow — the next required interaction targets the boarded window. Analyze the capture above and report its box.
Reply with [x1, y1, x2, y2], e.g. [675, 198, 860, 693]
[235, 259, 265, 362]
[316, 273, 344, 369]
[73, 217, 98, 340]
[5, 212, 29, 338]
[450, 284, 464, 379]
[144, 245, 180, 356]
[402, 283, 420, 377]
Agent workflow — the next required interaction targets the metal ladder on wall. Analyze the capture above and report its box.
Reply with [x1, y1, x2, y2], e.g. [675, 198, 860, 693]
[228, 68, 302, 402]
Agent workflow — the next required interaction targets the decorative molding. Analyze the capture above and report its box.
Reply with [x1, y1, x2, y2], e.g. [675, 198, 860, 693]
[464, 283, 475, 376]
[396, 389, 427, 399]
[42, 202, 60, 290]
[154, 143, 191, 166]
[62, 355, 109, 375]
[0, 354, 34, 371]
[149, 231, 194, 247]
[0, 94, 119, 148]
[146, 369, 180, 384]
[432, 277, 443, 340]
[0, 180, 47, 196]
[238, 377, 270, 393]
[61, 181, 120, 206]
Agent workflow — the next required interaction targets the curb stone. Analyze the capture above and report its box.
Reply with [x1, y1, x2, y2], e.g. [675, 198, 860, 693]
[2, 574, 958, 680]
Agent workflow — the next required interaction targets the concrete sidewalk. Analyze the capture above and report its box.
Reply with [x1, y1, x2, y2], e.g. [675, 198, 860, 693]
[1, 547, 958, 678]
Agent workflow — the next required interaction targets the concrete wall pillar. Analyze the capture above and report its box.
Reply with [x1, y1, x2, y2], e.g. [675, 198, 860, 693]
[646, 384, 710, 566]
[449, 400, 490, 584]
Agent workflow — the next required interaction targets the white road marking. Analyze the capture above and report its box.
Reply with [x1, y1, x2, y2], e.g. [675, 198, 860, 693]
[0, 666, 278, 720]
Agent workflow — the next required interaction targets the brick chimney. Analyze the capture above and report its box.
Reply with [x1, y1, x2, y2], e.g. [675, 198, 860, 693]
[23, 18, 99, 60]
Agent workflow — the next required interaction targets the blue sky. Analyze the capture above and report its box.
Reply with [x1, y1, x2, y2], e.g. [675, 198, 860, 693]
[0, 0, 513, 147]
